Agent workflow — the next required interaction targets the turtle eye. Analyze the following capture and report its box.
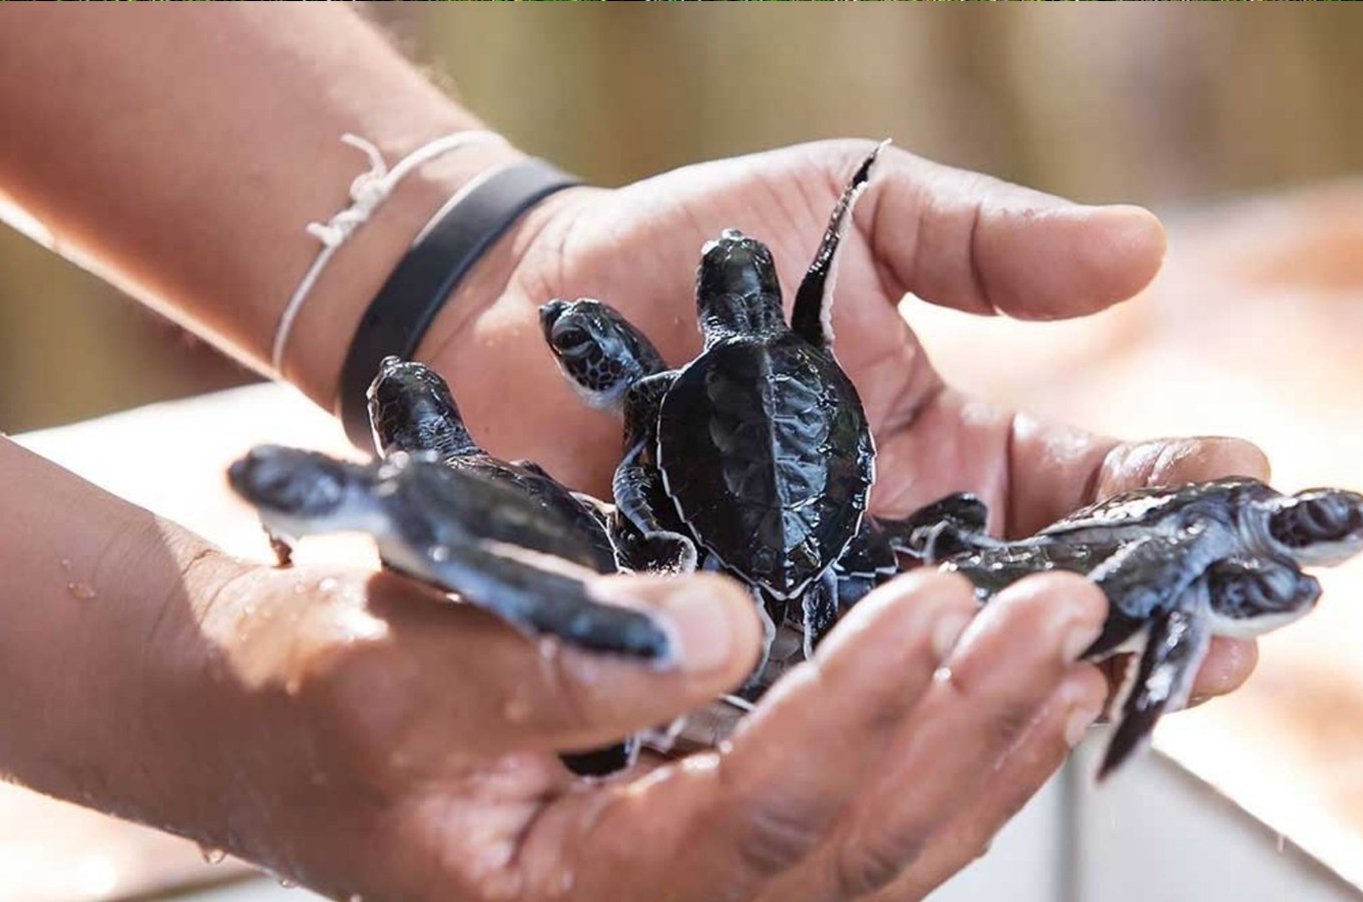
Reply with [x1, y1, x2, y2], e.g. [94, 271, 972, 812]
[552, 325, 592, 352]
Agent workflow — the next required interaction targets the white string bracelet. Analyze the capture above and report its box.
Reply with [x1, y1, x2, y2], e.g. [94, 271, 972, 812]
[270, 130, 509, 377]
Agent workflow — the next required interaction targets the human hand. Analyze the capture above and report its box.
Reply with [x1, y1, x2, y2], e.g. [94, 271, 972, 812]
[419, 139, 1267, 707]
[160, 553, 1106, 902]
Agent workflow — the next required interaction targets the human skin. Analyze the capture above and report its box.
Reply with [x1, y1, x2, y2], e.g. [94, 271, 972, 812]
[0, 7, 1265, 901]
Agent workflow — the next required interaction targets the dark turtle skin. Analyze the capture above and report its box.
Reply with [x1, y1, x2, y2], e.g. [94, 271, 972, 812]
[916, 476, 1363, 778]
[227, 446, 672, 661]
[542, 143, 973, 665]
[368, 356, 619, 574]
[366, 356, 643, 776]
[537, 299, 986, 632]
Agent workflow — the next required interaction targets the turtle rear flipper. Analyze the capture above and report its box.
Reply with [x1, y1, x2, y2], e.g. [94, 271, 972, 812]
[800, 570, 841, 657]
[1099, 604, 1210, 780]
[611, 523, 699, 576]
[791, 141, 886, 348]
[878, 492, 991, 561]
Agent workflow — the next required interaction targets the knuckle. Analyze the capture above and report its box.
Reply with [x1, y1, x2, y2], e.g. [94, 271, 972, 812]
[935, 666, 1037, 749]
[834, 830, 924, 897]
[982, 701, 1037, 749]
[999, 573, 1106, 636]
[732, 797, 826, 879]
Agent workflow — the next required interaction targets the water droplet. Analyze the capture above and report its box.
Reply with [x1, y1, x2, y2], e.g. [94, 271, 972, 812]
[551, 869, 575, 896]
[478, 872, 522, 899]
[349, 895, 364, 902]
[431, 546, 450, 562]
[277, 877, 296, 889]
[59, 558, 71, 571]
[716, 739, 734, 756]
[199, 845, 227, 864]
[284, 676, 302, 696]
[292, 582, 306, 595]
[67, 581, 97, 601]
[933, 666, 953, 685]
[503, 696, 532, 723]
[538, 637, 561, 660]
[318, 577, 338, 593]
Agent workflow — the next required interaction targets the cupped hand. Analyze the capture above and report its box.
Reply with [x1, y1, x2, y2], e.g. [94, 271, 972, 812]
[423, 139, 1267, 705]
[184, 556, 1107, 902]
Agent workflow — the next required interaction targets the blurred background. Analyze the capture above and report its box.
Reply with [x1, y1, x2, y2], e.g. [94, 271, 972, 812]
[2, 6, 1363, 431]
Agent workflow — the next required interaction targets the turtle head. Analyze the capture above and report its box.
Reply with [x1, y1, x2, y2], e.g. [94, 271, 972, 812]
[228, 446, 381, 538]
[1265, 487, 1363, 566]
[695, 229, 785, 341]
[539, 299, 665, 411]
[1206, 560, 1322, 638]
[367, 357, 476, 459]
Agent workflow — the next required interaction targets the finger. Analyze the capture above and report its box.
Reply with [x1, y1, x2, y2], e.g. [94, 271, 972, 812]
[324, 570, 763, 764]
[796, 572, 1106, 900]
[875, 665, 1107, 901]
[546, 571, 981, 902]
[1006, 422, 1271, 538]
[1189, 634, 1258, 701]
[864, 145, 1167, 320]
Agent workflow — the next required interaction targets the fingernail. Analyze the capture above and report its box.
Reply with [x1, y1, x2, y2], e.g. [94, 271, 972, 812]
[1062, 613, 1104, 662]
[1065, 702, 1102, 748]
[659, 583, 740, 674]
[931, 609, 975, 660]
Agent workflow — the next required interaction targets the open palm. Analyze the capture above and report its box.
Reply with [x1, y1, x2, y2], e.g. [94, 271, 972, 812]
[427, 138, 1264, 698]
[324, 140, 1277, 901]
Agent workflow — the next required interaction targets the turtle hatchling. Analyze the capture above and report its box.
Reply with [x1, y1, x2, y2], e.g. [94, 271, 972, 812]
[226, 446, 672, 661]
[541, 141, 981, 667]
[912, 476, 1363, 778]
[365, 355, 647, 775]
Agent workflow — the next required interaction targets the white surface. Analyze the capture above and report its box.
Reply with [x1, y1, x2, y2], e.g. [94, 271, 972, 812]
[1074, 741, 1361, 902]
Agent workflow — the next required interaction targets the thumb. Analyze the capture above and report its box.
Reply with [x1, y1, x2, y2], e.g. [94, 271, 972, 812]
[517, 572, 764, 753]
[445, 571, 765, 756]
[863, 143, 1167, 320]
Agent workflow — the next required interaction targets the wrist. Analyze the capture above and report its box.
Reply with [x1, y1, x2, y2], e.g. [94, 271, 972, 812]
[412, 183, 595, 371]
[282, 135, 529, 409]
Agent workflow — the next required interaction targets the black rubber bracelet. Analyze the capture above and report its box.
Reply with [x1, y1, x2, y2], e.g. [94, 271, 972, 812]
[337, 158, 580, 449]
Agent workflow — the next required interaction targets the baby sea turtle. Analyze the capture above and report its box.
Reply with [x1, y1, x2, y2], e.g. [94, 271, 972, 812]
[542, 142, 973, 661]
[540, 297, 985, 638]
[917, 477, 1363, 778]
[368, 356, 621, 574]
[226, 447, 672, 659]
[366, 356, 644, 775]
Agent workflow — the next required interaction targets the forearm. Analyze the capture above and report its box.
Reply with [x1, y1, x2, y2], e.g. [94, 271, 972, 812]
[0, 6, 521, 406]
[0, 435, 252, 828]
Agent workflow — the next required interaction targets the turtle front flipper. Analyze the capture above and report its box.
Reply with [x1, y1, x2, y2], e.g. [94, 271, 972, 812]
[613, 440, 698, 574]
[412, 539, 673, 662]
[790, 141, 886, 348]
[1098, 604, 1211, 780]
